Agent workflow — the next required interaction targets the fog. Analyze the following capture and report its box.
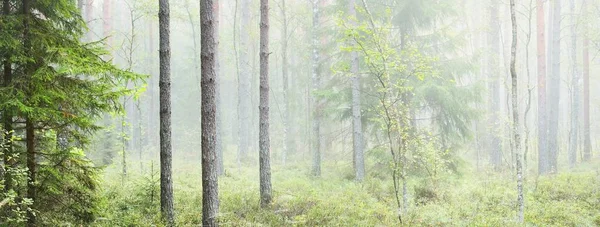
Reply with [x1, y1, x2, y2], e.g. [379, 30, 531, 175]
[2, 0, 600, 225]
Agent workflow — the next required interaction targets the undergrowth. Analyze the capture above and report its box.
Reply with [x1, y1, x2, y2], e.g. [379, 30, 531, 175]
[92, 159, 600, 226]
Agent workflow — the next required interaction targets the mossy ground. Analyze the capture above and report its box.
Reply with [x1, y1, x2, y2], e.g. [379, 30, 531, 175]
[93, 157, 600, 226]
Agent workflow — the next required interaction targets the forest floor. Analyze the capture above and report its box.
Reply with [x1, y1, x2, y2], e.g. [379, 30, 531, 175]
[93, 157, 600, 226]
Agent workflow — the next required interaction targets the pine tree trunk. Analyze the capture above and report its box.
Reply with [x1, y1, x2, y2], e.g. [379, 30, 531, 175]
[158, 0, 175, 225]
[85, 0, 94, 41]
[78, 0, 84, 13]
[568, 0, 579, 168]
[488, 0, 502, 170]
[311, 0, 321, 177]
[238, 0, 251, 165]
[2, 0, 13, 194]
[201, 0, 219, 225]
[537, 0, 549, 175]
[23, 1, 37, 225]
[509, 0, 524, 221]
[259, 0, 272, 208]
[547, 0, 561, 173]
[349, 0, 364, 181]
[582, 0, 591, 161]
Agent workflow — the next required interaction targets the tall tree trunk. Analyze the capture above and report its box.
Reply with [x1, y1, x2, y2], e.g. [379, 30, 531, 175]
[281, 0, 291, 166]
[568, 0, 579, 168]
[259, 0, 272, 208]
[311, 0, 321, 177]
[85, 0, 94, 40]
[2, 0, 13, 194]
[23, 0, 37, 225]
[488, 0, 502, 170]
[537, 0, 549, 175]
[349, 0, 364, 181]
[201, 0, 219, 225]
[78, 0, 84, 13]
[547, 0, 561, 173]
[103, 0, 112, 44]
[509, 0, 524, 222]
[214, 0, 224, 177]
[238, 0, 251, 165]
[158, 0, 175, 225]
[582, 0, 591, 161]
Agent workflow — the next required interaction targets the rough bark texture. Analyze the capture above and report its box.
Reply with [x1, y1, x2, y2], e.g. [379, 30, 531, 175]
[281, 0, 290, 166]
[238, 0, 251, 165]
[509, 0, 524, 221]
[201, 0, 220, 225]
[537, 0, 549, 175]
[349, 0, 364, 182]
[582, 0, 591, 161]
[547, 0, 561, 173]
[311, 0, 321, 177]
[259, 0, 272, 208]
[488, 0, 502, 169]
[568, 0, 579, 168]
[214, 0, 224, 177]
[158, 0, 175, 225]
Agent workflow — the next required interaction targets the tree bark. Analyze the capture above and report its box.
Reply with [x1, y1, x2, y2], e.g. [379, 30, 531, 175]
[568, 0, 579, 168]
[311, 0, 321, 177]
[201, 0, 219, 225]
[509, 0, 524, 222]
[536, 0, 549, 175]
[349, 0, 365, 182]
[2, 0, 13, 194]
[488, 0, 502, 170]
[23, 0, 37, 225]
[547, 0, 561, 173]
[582, 0, 591, 161]
[238, 0, 251, 165]
[259, 0, 272, 208]
[158, 0, 175, 225]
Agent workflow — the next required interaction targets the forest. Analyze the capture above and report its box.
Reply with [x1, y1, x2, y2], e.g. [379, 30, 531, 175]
[1, 0, 600, 226]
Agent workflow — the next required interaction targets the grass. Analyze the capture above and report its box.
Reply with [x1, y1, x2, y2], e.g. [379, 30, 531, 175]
[92, 157, 600, 226]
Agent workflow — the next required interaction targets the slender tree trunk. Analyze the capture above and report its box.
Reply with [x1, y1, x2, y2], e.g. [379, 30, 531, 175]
[103, 0, 112, 44]
[259, 0, 272, 208]
[509, 0, 524, 222]
[536, 0, 549, 175]
[281, 0, 290, 166]
[547, 0, 561, 173]
[488, 0, 502, 170]
[23, 1, 37, 225]
[78, 0, 84, 13]
[568, 0, 579, 168]
[238, 0, 251, 165]
[158, 0, 175, 225]
[201, 0, 219, 225]
[26, 118, 35, 227]
[349, 0, 365, 182]
[311, 0, 321, 177]
[2, 0, 13, 194]
[85, 0, 94, 40]
[582, 0, 591, 161]
[214, 0, 224, 177]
